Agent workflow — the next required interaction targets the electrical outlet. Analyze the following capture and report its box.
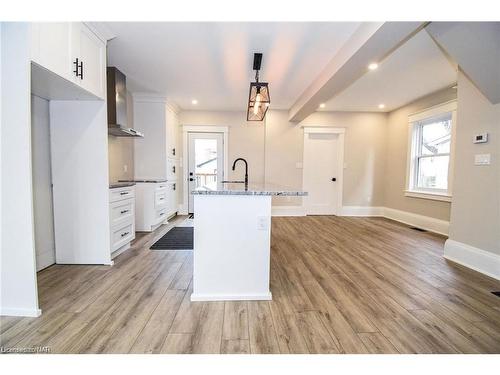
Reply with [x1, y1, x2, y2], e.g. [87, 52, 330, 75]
[257, 216, 270, 231]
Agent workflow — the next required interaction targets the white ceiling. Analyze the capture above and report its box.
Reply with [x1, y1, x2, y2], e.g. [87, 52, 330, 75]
[320, 29, 458, 113]
[103, 22, 360, 110]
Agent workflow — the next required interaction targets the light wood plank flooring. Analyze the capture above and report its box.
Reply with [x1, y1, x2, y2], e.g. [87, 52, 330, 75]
[1, 216, 500, 353]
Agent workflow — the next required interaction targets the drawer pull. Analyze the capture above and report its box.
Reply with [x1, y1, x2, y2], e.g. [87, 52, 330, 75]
[120, 192, 129, 195]
[173, 183, 176, 191]
[121, 231, 129, 237]
[120, 210, 129, 214]
[172, 166, 176, 174]
[172, 148, 176, 156]
[159, 197, 164, 200]
[159, 212, 165, 216]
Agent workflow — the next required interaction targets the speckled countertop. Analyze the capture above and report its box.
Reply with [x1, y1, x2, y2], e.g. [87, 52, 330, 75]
[118, 179, 168, 183]
[109, 182, 136, 189]
[191, 182, 307, 196]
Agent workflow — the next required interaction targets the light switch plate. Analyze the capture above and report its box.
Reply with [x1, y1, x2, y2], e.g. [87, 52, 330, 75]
[474, 154, 491, 165]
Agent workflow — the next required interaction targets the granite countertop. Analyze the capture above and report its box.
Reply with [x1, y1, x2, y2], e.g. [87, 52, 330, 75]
[191, 182, 307, 196]
[109, 182, 136, 189]
[118, 179, 168, 183]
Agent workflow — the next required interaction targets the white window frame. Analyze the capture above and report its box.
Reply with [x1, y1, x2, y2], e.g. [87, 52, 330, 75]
[405, 100, 457, 202]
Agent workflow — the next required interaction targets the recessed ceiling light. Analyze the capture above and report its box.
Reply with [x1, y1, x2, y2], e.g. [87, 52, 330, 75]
[319, 103, 326, 109]
[368, 63, 379, 71]
[191, 99, 198, 105]
[378, 104, 385, 109]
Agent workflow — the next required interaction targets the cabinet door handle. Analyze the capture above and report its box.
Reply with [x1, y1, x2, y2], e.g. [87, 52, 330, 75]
[121, 231, 129, 237]
[173, 183, 176, 191]
[172, 166, 176, 174]
[172, 148, 176, 156]
[120, 210, 129, 214]
[120, 192, 129, 195]
[73, 58, 79, 77]
[159, 212, 164, 216]
[79, 60, 84, 80]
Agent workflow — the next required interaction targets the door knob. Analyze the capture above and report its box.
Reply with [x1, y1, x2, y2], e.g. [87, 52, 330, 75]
[331, 177, 337, 182]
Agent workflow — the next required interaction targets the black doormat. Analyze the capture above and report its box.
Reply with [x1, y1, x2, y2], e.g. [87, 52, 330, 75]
[150, 227, 193, 250]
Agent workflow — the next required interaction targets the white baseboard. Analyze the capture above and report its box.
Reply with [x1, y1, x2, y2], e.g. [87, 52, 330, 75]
[444, 239, 500, 281]
[271, 205, 305, 217]
[190, 292, 272, 301]
[341, 206, 449, 235]
[0, 307, 42, 317]
[36, 250, 55, 271]
[383, 207, 449, 236]
[341, 206, 384, 217]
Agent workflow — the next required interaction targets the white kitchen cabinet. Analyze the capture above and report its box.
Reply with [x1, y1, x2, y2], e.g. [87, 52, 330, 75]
[134, 181, 177, 232]
[70, 23, 106, 99]
[31, 23, 72, 81]
[133, 95, 180, 180]
[109, 185, 136, 258]
[30, 22, 106, 99]
[166, 158, 179, 181]
[167, 182, 178, 217]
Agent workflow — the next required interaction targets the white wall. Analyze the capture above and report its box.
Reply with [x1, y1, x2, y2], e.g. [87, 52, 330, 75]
[50, 100, 111, 265]
[448, 72, 500, 255]
[385, 87, 456, 221]
[1, 23, 40, 317]
[31, 95, 55, 271]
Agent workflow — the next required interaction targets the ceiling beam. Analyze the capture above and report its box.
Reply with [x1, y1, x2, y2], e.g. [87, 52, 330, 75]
[426, 22, 500, 104]
[288, 22, 426, 122]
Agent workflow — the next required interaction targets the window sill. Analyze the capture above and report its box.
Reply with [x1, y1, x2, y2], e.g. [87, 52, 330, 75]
[404, 190, 452, 202]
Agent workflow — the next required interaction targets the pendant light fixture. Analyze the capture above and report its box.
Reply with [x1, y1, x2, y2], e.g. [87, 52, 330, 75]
[247, 53, 270, 121]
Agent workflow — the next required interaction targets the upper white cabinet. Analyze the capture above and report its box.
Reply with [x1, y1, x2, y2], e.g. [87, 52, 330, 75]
[30, 22, 106, 99]
[70, 23, 106, 99]
[31, 23, 72, 82]
[133, 95, 180, 180]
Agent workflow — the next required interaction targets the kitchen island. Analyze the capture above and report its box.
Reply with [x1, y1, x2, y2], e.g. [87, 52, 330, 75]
[190, 183, 307, 301]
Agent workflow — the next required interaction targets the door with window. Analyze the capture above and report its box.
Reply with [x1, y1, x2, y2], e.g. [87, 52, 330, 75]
[188, 132, 224, 213]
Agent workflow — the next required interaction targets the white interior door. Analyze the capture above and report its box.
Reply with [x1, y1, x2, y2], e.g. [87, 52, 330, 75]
[302, 129, 344, 215]
[188, 132, 224, 213]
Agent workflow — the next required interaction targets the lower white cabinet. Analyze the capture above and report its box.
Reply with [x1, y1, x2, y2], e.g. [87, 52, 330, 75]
[167, 182, 178, 215]
[109, 185, 136, 258]
[135, 181, 177, 232]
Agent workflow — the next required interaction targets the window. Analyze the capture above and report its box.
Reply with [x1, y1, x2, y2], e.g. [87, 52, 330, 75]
[406, 101, 456, 201]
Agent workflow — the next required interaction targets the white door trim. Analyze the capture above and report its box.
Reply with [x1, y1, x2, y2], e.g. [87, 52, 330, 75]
[181, 125, 229, 215]
[302, 126, 345, 215]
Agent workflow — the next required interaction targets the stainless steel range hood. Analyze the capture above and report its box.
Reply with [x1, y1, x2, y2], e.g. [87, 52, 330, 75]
[107, 67, 143, 138]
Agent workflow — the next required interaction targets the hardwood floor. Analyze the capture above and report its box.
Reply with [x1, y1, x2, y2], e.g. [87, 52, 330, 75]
[1, 215, 500, 354]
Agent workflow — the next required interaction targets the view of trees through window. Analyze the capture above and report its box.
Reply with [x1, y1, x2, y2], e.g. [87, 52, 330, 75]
[415, 115, 452, 191]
